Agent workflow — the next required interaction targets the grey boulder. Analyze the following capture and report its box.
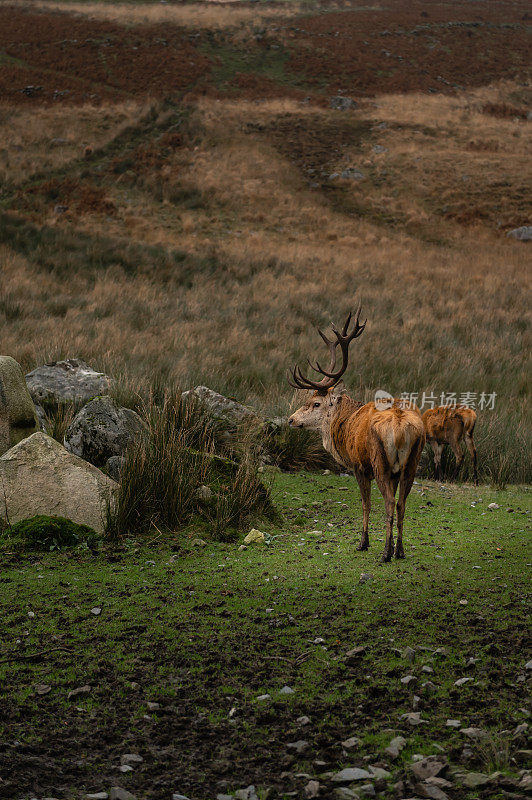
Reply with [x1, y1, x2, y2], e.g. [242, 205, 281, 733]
[182, 385, 260, 428]
[26, 359, 111, 404]
[34, 403, 48, 432]
[341, 168, 365, 180]
[64, 396, 145, 467]
[507, 225, 532, 241]
[0, 432, 116, 534]
[105, 456, 126, 482]
[0, 356, 39, 455]
[330, 96, 357, 110]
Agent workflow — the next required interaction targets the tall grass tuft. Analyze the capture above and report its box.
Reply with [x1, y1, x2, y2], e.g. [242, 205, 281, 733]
[105, 391, 275, 539]
[43, 401, 83, 444]
[208, 450, 276, 542]
[264, 423, 336, 473]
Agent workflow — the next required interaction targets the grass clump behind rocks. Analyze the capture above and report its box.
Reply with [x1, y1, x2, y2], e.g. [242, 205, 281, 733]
[105, 391, 275, 540]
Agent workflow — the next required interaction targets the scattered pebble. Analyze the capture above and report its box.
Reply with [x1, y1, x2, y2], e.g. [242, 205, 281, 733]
[460, 772, 490, 788]
[34, 684, 52, 695]
[287, 740, 310, 754]
[345, 646, 366, 664]
[460, 726, 488, 740]
[244, 529, 266, 544]
[341, 736, 362, 749]
[369, 765, 391, 779]
[384, 735, 407, 759]
[146, 701, 160, 710]
[234, 787, 259, 800]
[400, 711, 427, 725]
[109, 789, 137, 800]
[454, 677, 474, 686]
[120, 753, 143, 766]
[446, 719, 461, 727]
[332, 767, 372, 782]
[297, 715, 311, 726]
[91, 607, 102, 616]
[410, 755, 447, 781]
[280, 685, 295, 695]
[256, 694, 271, 702]
[304, 780, 320, 799]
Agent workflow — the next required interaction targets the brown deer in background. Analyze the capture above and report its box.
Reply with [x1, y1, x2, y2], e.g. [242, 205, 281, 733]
[288, 308, 425, 563]
[422, 406, 478, 485]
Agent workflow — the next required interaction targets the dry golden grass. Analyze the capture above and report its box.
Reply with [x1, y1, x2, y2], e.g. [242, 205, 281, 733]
[1, 82, 530, 482]
[0, 101, 150, 184]
[4, 0, 296, 29]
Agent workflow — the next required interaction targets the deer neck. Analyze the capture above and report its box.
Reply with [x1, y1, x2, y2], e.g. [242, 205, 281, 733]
[320, 393, 362, 468]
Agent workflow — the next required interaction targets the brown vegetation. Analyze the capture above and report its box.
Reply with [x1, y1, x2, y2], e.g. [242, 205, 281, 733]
[1, 0, 530, 105]
[0, 2, 530, 484]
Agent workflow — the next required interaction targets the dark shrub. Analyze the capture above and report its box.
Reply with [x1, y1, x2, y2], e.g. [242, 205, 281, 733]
[4, 515, 99, 551]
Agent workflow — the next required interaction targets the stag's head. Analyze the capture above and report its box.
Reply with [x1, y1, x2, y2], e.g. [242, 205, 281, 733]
[287, 307, 366, 430]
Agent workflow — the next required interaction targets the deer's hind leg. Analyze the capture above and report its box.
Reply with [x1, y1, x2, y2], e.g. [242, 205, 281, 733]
[354, 469, 371, 551]
[395, 447, 420, 559]
[429, 438, 444, 481]
[374, 472, 399, 563]
[465, 433, 478, 486]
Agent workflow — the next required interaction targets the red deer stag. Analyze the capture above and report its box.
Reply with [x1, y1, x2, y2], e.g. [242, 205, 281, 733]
[288, 309, 425, 562]
[422, 406, 478, 485]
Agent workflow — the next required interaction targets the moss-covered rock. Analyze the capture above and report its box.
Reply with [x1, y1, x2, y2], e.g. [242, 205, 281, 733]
[5, 515, 99, 551]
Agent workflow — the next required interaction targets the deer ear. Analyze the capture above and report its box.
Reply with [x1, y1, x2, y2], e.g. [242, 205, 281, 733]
[330, 381, 346, 397]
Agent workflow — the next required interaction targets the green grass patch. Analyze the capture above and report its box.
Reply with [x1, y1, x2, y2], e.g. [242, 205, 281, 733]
[0, 473, 530, 798]
[200, 40, 306, 95]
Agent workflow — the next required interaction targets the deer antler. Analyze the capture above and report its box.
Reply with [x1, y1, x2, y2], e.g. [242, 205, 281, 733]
[287, 306, 366, 393]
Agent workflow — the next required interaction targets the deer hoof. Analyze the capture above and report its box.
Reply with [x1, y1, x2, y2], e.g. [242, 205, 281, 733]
[394, 548, 405, 559]
[356, 541, 369, 551]
[380, 552, 392, 564]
